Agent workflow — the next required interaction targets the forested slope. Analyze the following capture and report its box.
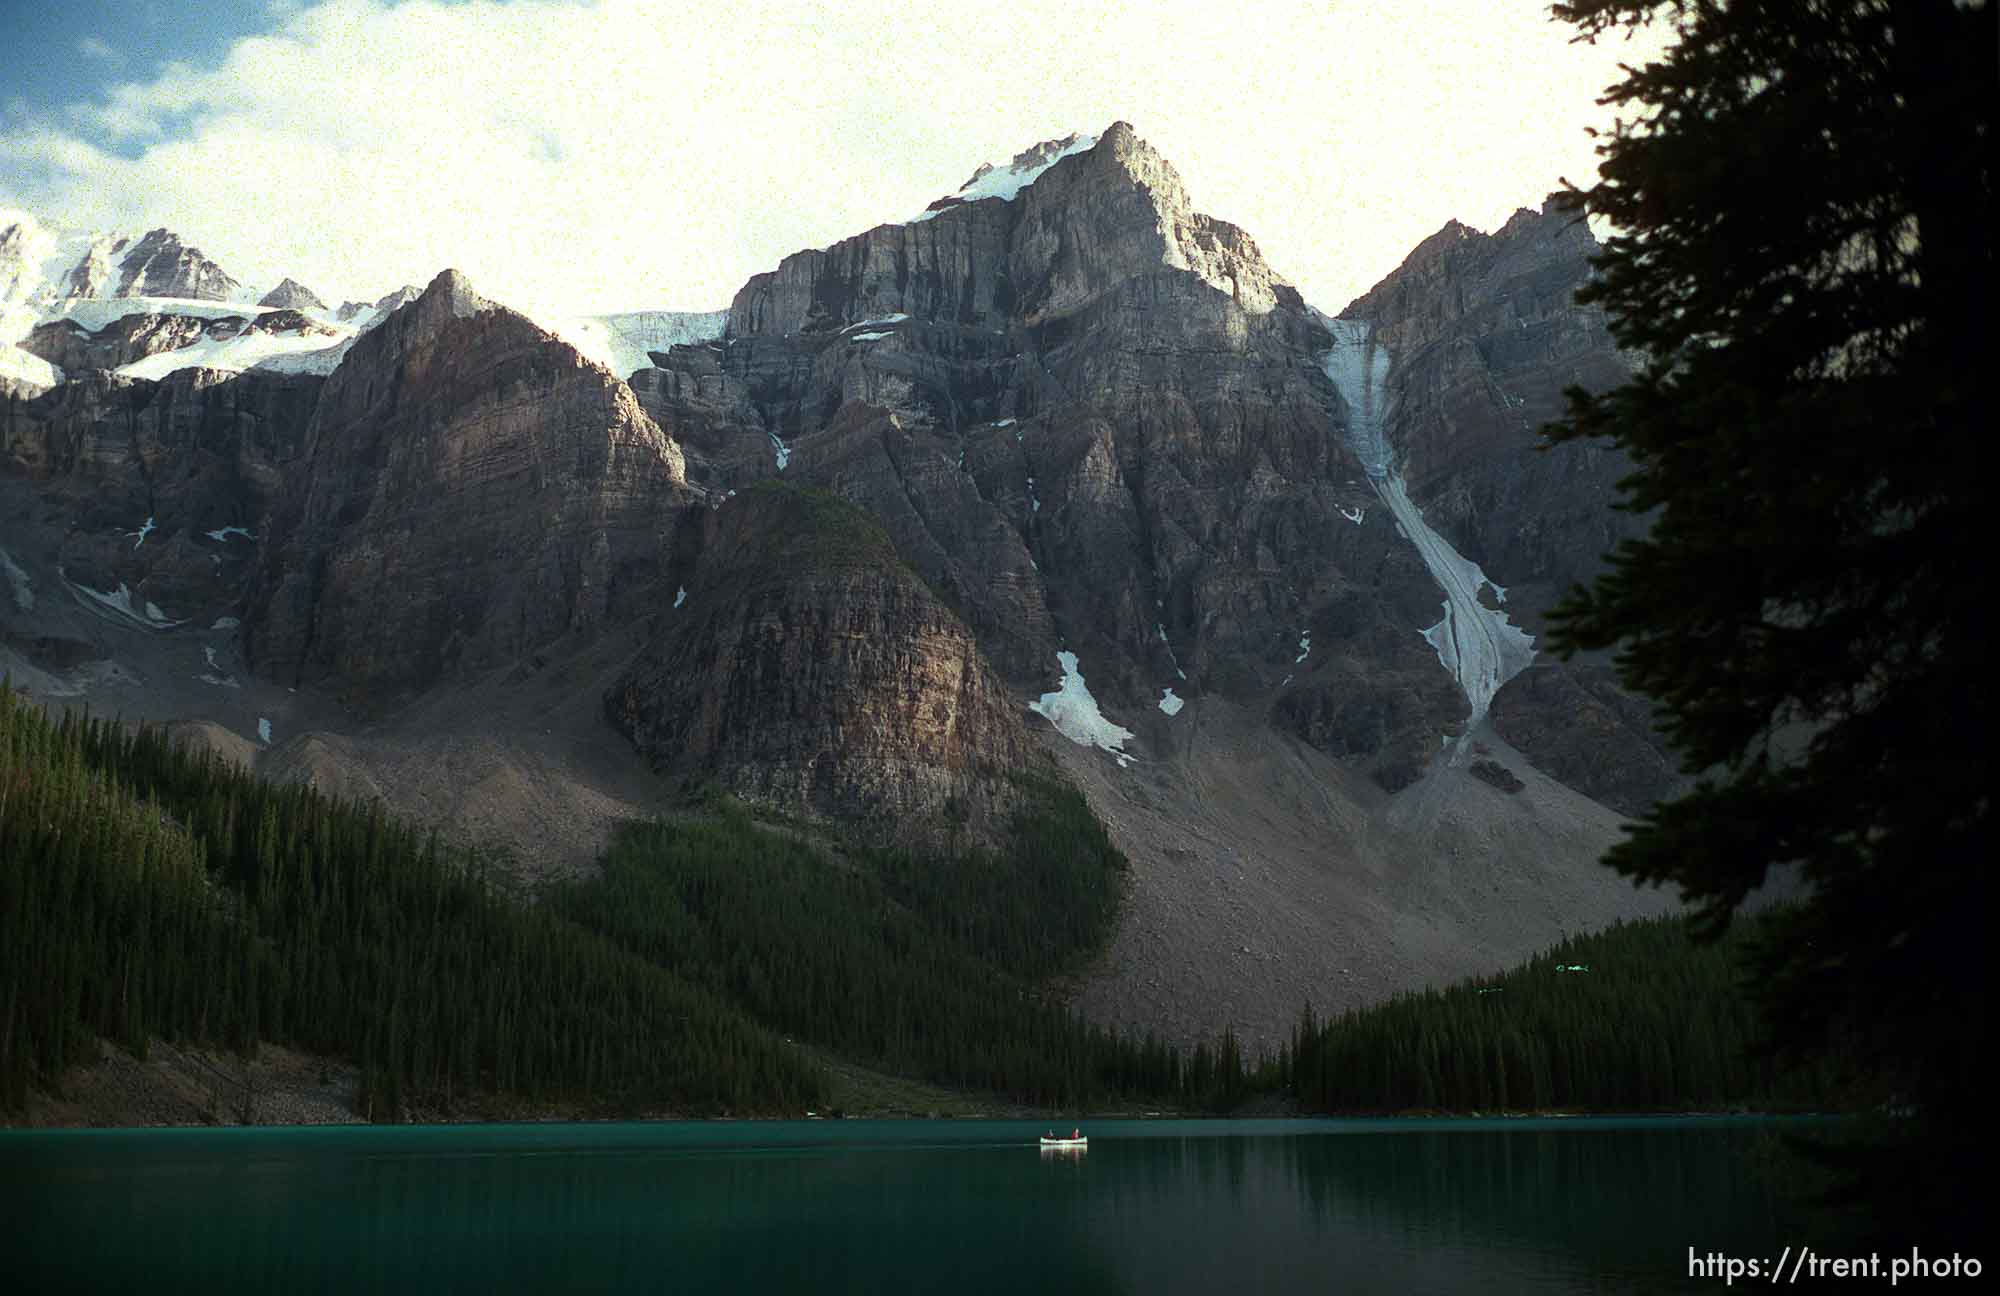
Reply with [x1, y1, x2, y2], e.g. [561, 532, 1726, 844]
[1282, 915, 1845, 1113]
[0, 685, 1233, 1119]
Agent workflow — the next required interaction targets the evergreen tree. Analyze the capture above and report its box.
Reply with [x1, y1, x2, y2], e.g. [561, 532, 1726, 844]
[1546, 0, 1991, 1240]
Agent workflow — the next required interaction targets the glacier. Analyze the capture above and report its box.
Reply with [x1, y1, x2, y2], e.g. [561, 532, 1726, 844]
[1319, 315, 1535, 734]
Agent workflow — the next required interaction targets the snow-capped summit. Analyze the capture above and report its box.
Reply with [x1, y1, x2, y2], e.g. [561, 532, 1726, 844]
[0, 217, 242, 309]
[911, 131, 1100, 222]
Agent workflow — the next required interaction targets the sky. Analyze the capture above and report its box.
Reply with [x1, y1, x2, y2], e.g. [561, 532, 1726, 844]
[0, 0, 1666, 320]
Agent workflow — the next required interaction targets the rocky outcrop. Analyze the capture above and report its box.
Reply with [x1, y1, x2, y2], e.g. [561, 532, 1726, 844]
[607, 481, 1038, 831]
[245, 270, 691, 705]
[258, 278, 328, 312]
[1487, 661, 1682, 816]
[329, 287, 421, 327]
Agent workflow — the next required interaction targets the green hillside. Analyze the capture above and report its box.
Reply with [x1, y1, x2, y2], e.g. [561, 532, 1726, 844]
[0, 684, 1213, 1119]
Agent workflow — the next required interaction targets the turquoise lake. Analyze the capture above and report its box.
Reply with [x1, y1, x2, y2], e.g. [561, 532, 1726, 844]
[0, 1116, 1816, 1293]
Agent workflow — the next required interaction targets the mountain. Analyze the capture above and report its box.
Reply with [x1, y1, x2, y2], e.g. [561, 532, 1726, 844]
[0, 214, 242, 308]
[0, 213, 363, 398]
[258, 277, 329, 312]
[626, 121, 1674, 1046]
[245, 270, 689, 706]
[0, 123, 1677, 1055]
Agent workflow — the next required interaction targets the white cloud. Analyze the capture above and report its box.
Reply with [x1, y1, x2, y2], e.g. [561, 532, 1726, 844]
[2, 0, 1668, 318]
[77, 36, 124, 64]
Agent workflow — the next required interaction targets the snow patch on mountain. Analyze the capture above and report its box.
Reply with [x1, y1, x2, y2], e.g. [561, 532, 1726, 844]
[63, 573, 184, 630]
[842, 314, 909, 332]
[116, 321, 356, 380]
[0, 341, 59, 389]
[912, 133, 1099, 222]
[1029, 650, 1135, 765]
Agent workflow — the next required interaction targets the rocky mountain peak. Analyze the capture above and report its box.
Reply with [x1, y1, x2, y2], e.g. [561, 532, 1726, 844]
[1343, 197, 1603, 359]
[110, 228, 240, 301]
[347, 269, 500, 367]
[258, 277, 328, 312]
[244, 259, 689, 702]
[725, 121, 1291, 339]
[417, 267, 496, 322]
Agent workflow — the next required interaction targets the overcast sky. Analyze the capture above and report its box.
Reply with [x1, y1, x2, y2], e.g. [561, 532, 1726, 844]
[0, 0, 1664, 319]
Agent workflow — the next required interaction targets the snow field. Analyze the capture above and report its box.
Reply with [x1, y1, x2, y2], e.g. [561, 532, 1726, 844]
[1028, 650, 1135, 766]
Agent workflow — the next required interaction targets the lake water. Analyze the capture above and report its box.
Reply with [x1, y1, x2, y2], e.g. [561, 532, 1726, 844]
[0, 1116, 1816, 1293]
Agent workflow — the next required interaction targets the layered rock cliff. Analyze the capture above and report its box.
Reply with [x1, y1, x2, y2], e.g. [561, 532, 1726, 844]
[637, 122, 1499, 789]
[607, 481, 1038, 830]
[1, 365, 322, 626]
[245, 270, 691, 705]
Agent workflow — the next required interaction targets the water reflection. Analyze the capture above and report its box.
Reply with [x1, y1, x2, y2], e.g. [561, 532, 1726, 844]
[0, 1118, 1809, 1294]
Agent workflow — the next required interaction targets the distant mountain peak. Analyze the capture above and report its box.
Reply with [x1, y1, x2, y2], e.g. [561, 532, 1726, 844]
[420, 268, 495, 320]
[259, 277, 328, 312]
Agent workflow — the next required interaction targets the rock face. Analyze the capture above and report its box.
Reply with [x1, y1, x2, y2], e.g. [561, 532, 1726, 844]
[1340, 198, 1677, 804]
[637, 122, 1534, 789]
[3, 217, 241, 310]
[1487, 662, 1681, 816]
[244, 270, 691, 706]
[258, 278, 328, 312]
[725, 122, 1287, 339]
[607, 481, 1038, 830]
[1343, 198, 1638, 610]
[0, 365, 323, 618]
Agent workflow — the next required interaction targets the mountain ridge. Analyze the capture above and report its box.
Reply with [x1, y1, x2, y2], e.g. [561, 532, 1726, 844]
[0, 121, 1679, 1053]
